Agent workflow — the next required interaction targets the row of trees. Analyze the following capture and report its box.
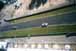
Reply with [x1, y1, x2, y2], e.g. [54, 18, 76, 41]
[29, 0, 47, 10]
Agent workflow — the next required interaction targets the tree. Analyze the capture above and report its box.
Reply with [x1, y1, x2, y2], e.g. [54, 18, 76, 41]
[0, 1, 5, 11]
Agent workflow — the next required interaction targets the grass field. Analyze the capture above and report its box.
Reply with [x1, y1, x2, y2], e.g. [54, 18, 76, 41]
[10, 6, 76, 24]
[0, 24, 76, 37]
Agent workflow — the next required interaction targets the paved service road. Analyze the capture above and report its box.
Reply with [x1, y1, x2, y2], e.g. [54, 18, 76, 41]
[0, 12, 76, 32]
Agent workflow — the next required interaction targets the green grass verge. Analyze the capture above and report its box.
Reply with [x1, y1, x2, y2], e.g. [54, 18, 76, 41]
[11, 6, 76, 24]
[0, 24, 76, 37]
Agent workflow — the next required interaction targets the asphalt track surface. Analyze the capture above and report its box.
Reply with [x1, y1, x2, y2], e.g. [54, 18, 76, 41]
[0, 12, 76, 32]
